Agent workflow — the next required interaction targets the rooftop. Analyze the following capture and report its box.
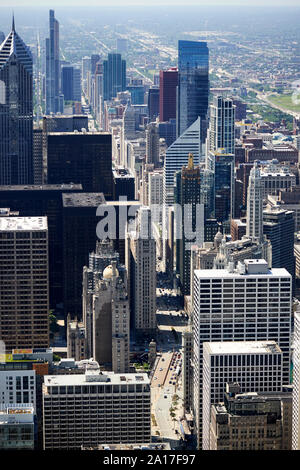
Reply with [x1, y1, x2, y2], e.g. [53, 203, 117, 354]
[62, 193, 105, 208]
[44, 371, 150, 387]
[204, 341, 282, 355]
[0, 184, 82, 191]
[0, 216, 47, 231]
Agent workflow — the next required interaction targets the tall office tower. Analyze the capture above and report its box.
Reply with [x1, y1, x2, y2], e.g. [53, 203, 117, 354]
[263, 206, 295, 286]
[103, 53, 126, 101]
[82, 240, 120, 358]
[45, 132, 113, 198]
[148, 87, 159, 122]
[61, 66, 73, 101]
[126, 85, 145, 105]
[0, 184, 83, 309]
[73, 67, 81, 102]
[43, 370, 151, 449]
[0, 18, 33, 185]
[0, 404, 35, 450]
[146, 122, 159, 165]
[82, 56, 91, 92]
[202, 341, 283, 450]
[0, 216, 49, 351]
[126, 207, 156, 339]
[246, 162, 264, 242]
[46, 10, 60, 114]
[192, 259, 292, 449]
[94, 62, 104, 126]
[159, 68, 178, 122]
[148, 169, 163, 224]
[293, 305, 300, 450]
[206, 149, 234, 223]
[211, 383, 292, 451]
[62, 193, 106, 317]
[158, 118, 177, 147]
[112, 167, 135, 201]
[91, 54, 101, 75]
[92, 261, 130, 373]
[209, 96, 235, 155]
[33, 128, 43, 184]
[175, 154, 204, 296]
[163, 117, 202, 206]
[177, 40, 209, 138]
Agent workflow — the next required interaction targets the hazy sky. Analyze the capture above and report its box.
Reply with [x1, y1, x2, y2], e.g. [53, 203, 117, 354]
[1, 0, 299, 6]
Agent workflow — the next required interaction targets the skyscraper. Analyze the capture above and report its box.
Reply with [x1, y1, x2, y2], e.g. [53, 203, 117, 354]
[177, 40, 209, 138]
[202, 341, 283, 449]
[192, 259, 292, 448]
[103, 53, 126, 101]
[175, 154, 204, 296]
[163, 116, 202, 206]
[206, 149, 235, 223]
[0, 18, 33, 185]
[209, 96, 235, 154]
[61, 66, 73, 101]
[148, 87, 159, 122]
[263, 206, 295, 284]
[246, 162, 264, 242]
[159, 68, 178, 122]
[46, 10, 60, 114]
[126, 207, 156, 339]
[45, 131, 113, 197]
[0, 216, 49, 351]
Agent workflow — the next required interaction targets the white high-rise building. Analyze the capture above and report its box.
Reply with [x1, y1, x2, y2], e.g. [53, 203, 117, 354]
[202, 340, 283, 450]
[208, 96, 235, 155]
[126, 207, 156, 338]
[148, 169, 163, 224]
[0, 370, 36, 412]
[246, 161, 264, 242]
[192, 259, 292, 449]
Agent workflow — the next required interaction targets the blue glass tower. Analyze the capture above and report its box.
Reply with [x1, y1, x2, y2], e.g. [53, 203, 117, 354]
[177, 40, 209, 138]
[103, 53, 126, 101]
[0, 17, 33, 184]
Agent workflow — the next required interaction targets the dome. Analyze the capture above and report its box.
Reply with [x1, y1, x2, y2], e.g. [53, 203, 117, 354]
[103, 264, 119, 280]
[214, 231, 223, 242]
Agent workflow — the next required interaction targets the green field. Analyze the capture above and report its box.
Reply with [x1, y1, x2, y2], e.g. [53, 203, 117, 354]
[268, 93, 300, 113]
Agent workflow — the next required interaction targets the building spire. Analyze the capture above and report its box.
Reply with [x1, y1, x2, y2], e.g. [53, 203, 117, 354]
[12, 13, 15, 32]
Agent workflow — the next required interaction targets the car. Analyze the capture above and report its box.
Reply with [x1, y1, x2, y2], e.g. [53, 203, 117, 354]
[154, 377, 157, 380]
[169, 381, 172, 384]
[164, 395, 167, 399]
[170, 367, 173, 370]
[162, 358, 165, 362]
[159, 368, 163, 371]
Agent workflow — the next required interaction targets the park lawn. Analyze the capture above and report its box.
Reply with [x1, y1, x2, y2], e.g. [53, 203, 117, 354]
[268, 93, 300, 112]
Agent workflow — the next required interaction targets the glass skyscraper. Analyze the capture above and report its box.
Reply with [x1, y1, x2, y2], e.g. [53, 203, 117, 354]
[177, 40, 209, 138]
[46, 10, 60, 114]
[103, 53, 126, 101]
[0, 17, 33, 184]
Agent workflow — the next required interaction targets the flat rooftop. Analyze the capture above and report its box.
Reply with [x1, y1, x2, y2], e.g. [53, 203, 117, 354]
[48, 131, 111, 136]
[0, 216, 47, 231]
[204, 341, 282, 355]
[0, 184, 82, 191]
[44, 371, 150, 386]
[62, 193, 105, 208]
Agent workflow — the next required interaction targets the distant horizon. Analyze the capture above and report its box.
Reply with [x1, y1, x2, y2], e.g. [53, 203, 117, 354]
[1, 0, 300, 7]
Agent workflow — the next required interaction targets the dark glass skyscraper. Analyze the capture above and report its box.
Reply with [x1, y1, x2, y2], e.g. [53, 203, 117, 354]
[103, 53, 126, 101]
[177, 40, 209, 138]
[0, 18, 33, 184]
[159, 68, 178, 122]
[46, 10, 60, 114]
